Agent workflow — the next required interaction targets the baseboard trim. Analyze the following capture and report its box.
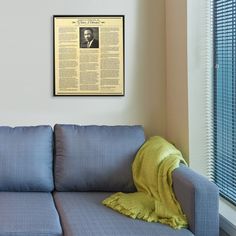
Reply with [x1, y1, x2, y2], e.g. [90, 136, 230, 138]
[220, 214, 236, 236]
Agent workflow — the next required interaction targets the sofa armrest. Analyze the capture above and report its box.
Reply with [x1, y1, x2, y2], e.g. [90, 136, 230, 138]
[172, 164, 219, 236]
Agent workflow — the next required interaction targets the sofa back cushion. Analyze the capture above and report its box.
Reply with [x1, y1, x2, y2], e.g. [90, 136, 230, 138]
[54, 125, 145, 192]
[0, 126, 54, 191]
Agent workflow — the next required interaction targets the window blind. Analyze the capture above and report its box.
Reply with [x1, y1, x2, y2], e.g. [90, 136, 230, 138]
[213, 0, 236, 205]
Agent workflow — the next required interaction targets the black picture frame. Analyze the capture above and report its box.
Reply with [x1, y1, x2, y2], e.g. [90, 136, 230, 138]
[53, 15, 125, 96]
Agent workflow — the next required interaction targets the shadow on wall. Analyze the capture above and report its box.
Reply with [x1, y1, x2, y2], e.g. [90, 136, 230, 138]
[129, 0, 166, 137]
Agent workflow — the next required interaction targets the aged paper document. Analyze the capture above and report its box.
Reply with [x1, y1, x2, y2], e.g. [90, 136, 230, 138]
[54, 16, 124, 95]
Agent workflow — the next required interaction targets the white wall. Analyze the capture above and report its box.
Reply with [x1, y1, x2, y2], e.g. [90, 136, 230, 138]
[165, 0, 211, 172]
[187, 0, 210, 176]
[0, 0, 166, 138]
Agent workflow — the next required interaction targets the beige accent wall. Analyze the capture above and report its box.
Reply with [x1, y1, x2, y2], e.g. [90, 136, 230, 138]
[165, 0, 189, 161]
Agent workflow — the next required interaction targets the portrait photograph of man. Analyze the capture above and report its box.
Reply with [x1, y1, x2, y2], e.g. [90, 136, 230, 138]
[80, 27, 99, 48]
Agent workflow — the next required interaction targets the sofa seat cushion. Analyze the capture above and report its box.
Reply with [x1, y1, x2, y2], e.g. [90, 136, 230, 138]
[0, 126, 54, 191]
[0, 192, 62, 236]
[54, 125, 145, 192]
[54, 192, 194, 236]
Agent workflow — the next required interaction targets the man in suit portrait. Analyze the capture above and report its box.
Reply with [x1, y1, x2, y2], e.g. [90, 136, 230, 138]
[80, 28, 99, 48]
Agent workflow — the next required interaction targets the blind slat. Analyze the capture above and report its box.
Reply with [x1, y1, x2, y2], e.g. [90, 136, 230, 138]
[213, 0, 236, 206]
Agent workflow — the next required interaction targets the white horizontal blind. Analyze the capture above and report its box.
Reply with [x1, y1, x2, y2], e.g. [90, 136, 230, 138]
[205, 0, 214, 181]
[212, 0, 236, 205]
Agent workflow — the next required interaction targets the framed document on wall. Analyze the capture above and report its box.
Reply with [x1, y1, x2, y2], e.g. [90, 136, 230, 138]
[53, 15, 125, 96]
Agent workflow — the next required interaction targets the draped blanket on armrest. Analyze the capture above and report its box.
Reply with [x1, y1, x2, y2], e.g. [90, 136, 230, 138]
[102, 136, 188, 229]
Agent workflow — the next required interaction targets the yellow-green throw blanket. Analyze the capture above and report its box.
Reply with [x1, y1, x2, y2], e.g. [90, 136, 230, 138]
[102, 136, 188, 229]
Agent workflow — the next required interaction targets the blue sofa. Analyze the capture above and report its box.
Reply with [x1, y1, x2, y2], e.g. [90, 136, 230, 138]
[0, 124, 219, 236]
